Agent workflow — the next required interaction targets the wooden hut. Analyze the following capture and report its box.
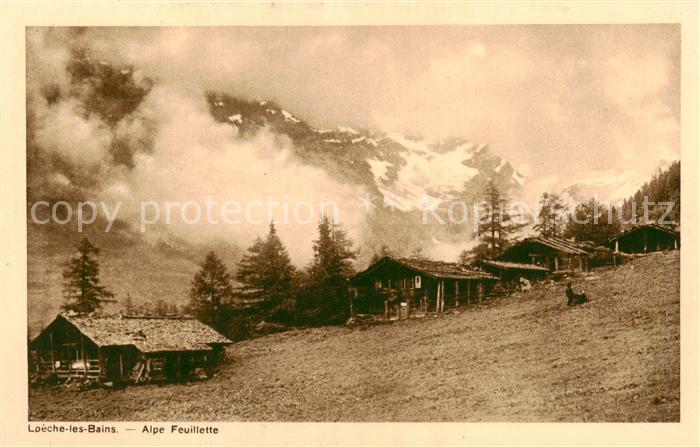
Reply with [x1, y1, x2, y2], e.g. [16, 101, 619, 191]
[498, 236, 597, 272]
[350, 256, 498, 317]
[30, 314, 232, 384]
[607, 224, 680, 254]
[478, 260, 550, 289]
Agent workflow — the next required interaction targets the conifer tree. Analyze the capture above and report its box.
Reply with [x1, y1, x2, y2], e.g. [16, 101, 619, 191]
[237, 222, 296, 322]
[62, 237, 114, 313]
[467, 179, 525, 262]
[189, 251, 234, 332]
[302, 215, 357, 324]
[235, 236, 265, 297]
[564, 198, 620, 244]
[534, 192, 568, 238]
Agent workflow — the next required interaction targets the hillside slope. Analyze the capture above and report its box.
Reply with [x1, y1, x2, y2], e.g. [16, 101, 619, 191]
[29, 251, 680, 422]
[27, 220, 242, 336]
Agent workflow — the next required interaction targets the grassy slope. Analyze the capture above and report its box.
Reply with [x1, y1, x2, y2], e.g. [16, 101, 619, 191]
[28, 251, 680, 422]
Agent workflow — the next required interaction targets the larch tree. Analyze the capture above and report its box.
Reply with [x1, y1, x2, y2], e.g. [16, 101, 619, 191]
[467, 179, 525, 262]
[534, 192, 568, 238]
[61, 237, 114, 314]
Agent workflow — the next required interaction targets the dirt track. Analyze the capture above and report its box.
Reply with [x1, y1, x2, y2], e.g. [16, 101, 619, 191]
[29, 251, 680, 422]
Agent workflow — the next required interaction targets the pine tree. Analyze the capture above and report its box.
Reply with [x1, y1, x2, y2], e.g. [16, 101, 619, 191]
[235, 236, 265, 298]
[189, 251, 234, 332]
[236, 222, 296, 322]
[61, 238, 114, 313]
[468, 180, 526, 262]
[618, 161, 680, 226]
[534, 192, 568, 238]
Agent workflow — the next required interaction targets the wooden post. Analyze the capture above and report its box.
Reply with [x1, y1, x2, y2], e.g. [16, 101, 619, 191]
[644, 230, 648, 253]
[80, 335, 87, 377]
[348, 287, 355, 319]
[455, 282, 459, 307]
[145, 357, 152, 382]
[477, 282, 484, 302]
[615, 240, 619, 252]
[435, 284, 440, 313]
[98, 348, 105, 381]
[554, 257, 559, 271]
[466, 280, 471, 304]
[119, 352, 124, 378]
[384, 300, 388, 319]
[49, 333, 55, 372]
[441, 281, 445, 313]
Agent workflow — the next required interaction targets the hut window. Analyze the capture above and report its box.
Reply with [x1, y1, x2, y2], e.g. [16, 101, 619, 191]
[374, 279, 382, 289]
[415, 275, 422, 288]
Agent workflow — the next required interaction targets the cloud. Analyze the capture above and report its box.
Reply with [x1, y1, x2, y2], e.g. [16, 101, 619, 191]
[105, 87, 365, 263]
[27, 29, 369, 264]
[76, 27, 679, 176]
[33, 98, 113, 168]
[26, 25, 680, 262]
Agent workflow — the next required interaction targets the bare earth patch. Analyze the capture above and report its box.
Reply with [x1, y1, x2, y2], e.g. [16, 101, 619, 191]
[29, 251, 680, 422]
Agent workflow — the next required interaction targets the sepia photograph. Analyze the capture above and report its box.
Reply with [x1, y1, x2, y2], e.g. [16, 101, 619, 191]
[1, 3, 698, 444]
[21, 23, 684, 424]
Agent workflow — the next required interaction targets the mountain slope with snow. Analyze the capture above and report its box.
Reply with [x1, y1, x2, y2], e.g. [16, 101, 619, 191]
[206, 93, 523, 213]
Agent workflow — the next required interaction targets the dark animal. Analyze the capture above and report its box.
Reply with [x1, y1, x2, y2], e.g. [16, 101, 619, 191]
[566, 282, 588, 306]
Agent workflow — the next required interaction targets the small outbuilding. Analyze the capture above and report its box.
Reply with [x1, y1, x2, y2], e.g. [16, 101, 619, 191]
[30, 313, 232, 384]
[607, 224, 680, 254]
[498, 236, 599, 272]
[478, 260, 550, 289]
[350, 256, 498, 317]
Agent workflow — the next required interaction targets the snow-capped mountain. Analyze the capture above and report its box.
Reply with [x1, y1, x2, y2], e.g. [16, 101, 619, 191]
[207, 93, 524, 212]
[561, 169, 647, 210]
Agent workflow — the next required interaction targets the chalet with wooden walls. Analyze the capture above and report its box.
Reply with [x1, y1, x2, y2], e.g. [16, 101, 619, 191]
[607, 224, 680, 254]
[478, 260, 550, 288]
[498, 236, 605, 272]
[30, 314, 232, 384]
[350, 257, 497, 318]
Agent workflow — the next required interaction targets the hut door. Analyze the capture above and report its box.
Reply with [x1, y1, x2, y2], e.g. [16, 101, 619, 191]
[103, 348, 125, 380]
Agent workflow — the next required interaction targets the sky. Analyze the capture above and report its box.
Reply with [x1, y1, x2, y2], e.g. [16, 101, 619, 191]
[27, 25, 681, 262]
[71, 26, 679, 190]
